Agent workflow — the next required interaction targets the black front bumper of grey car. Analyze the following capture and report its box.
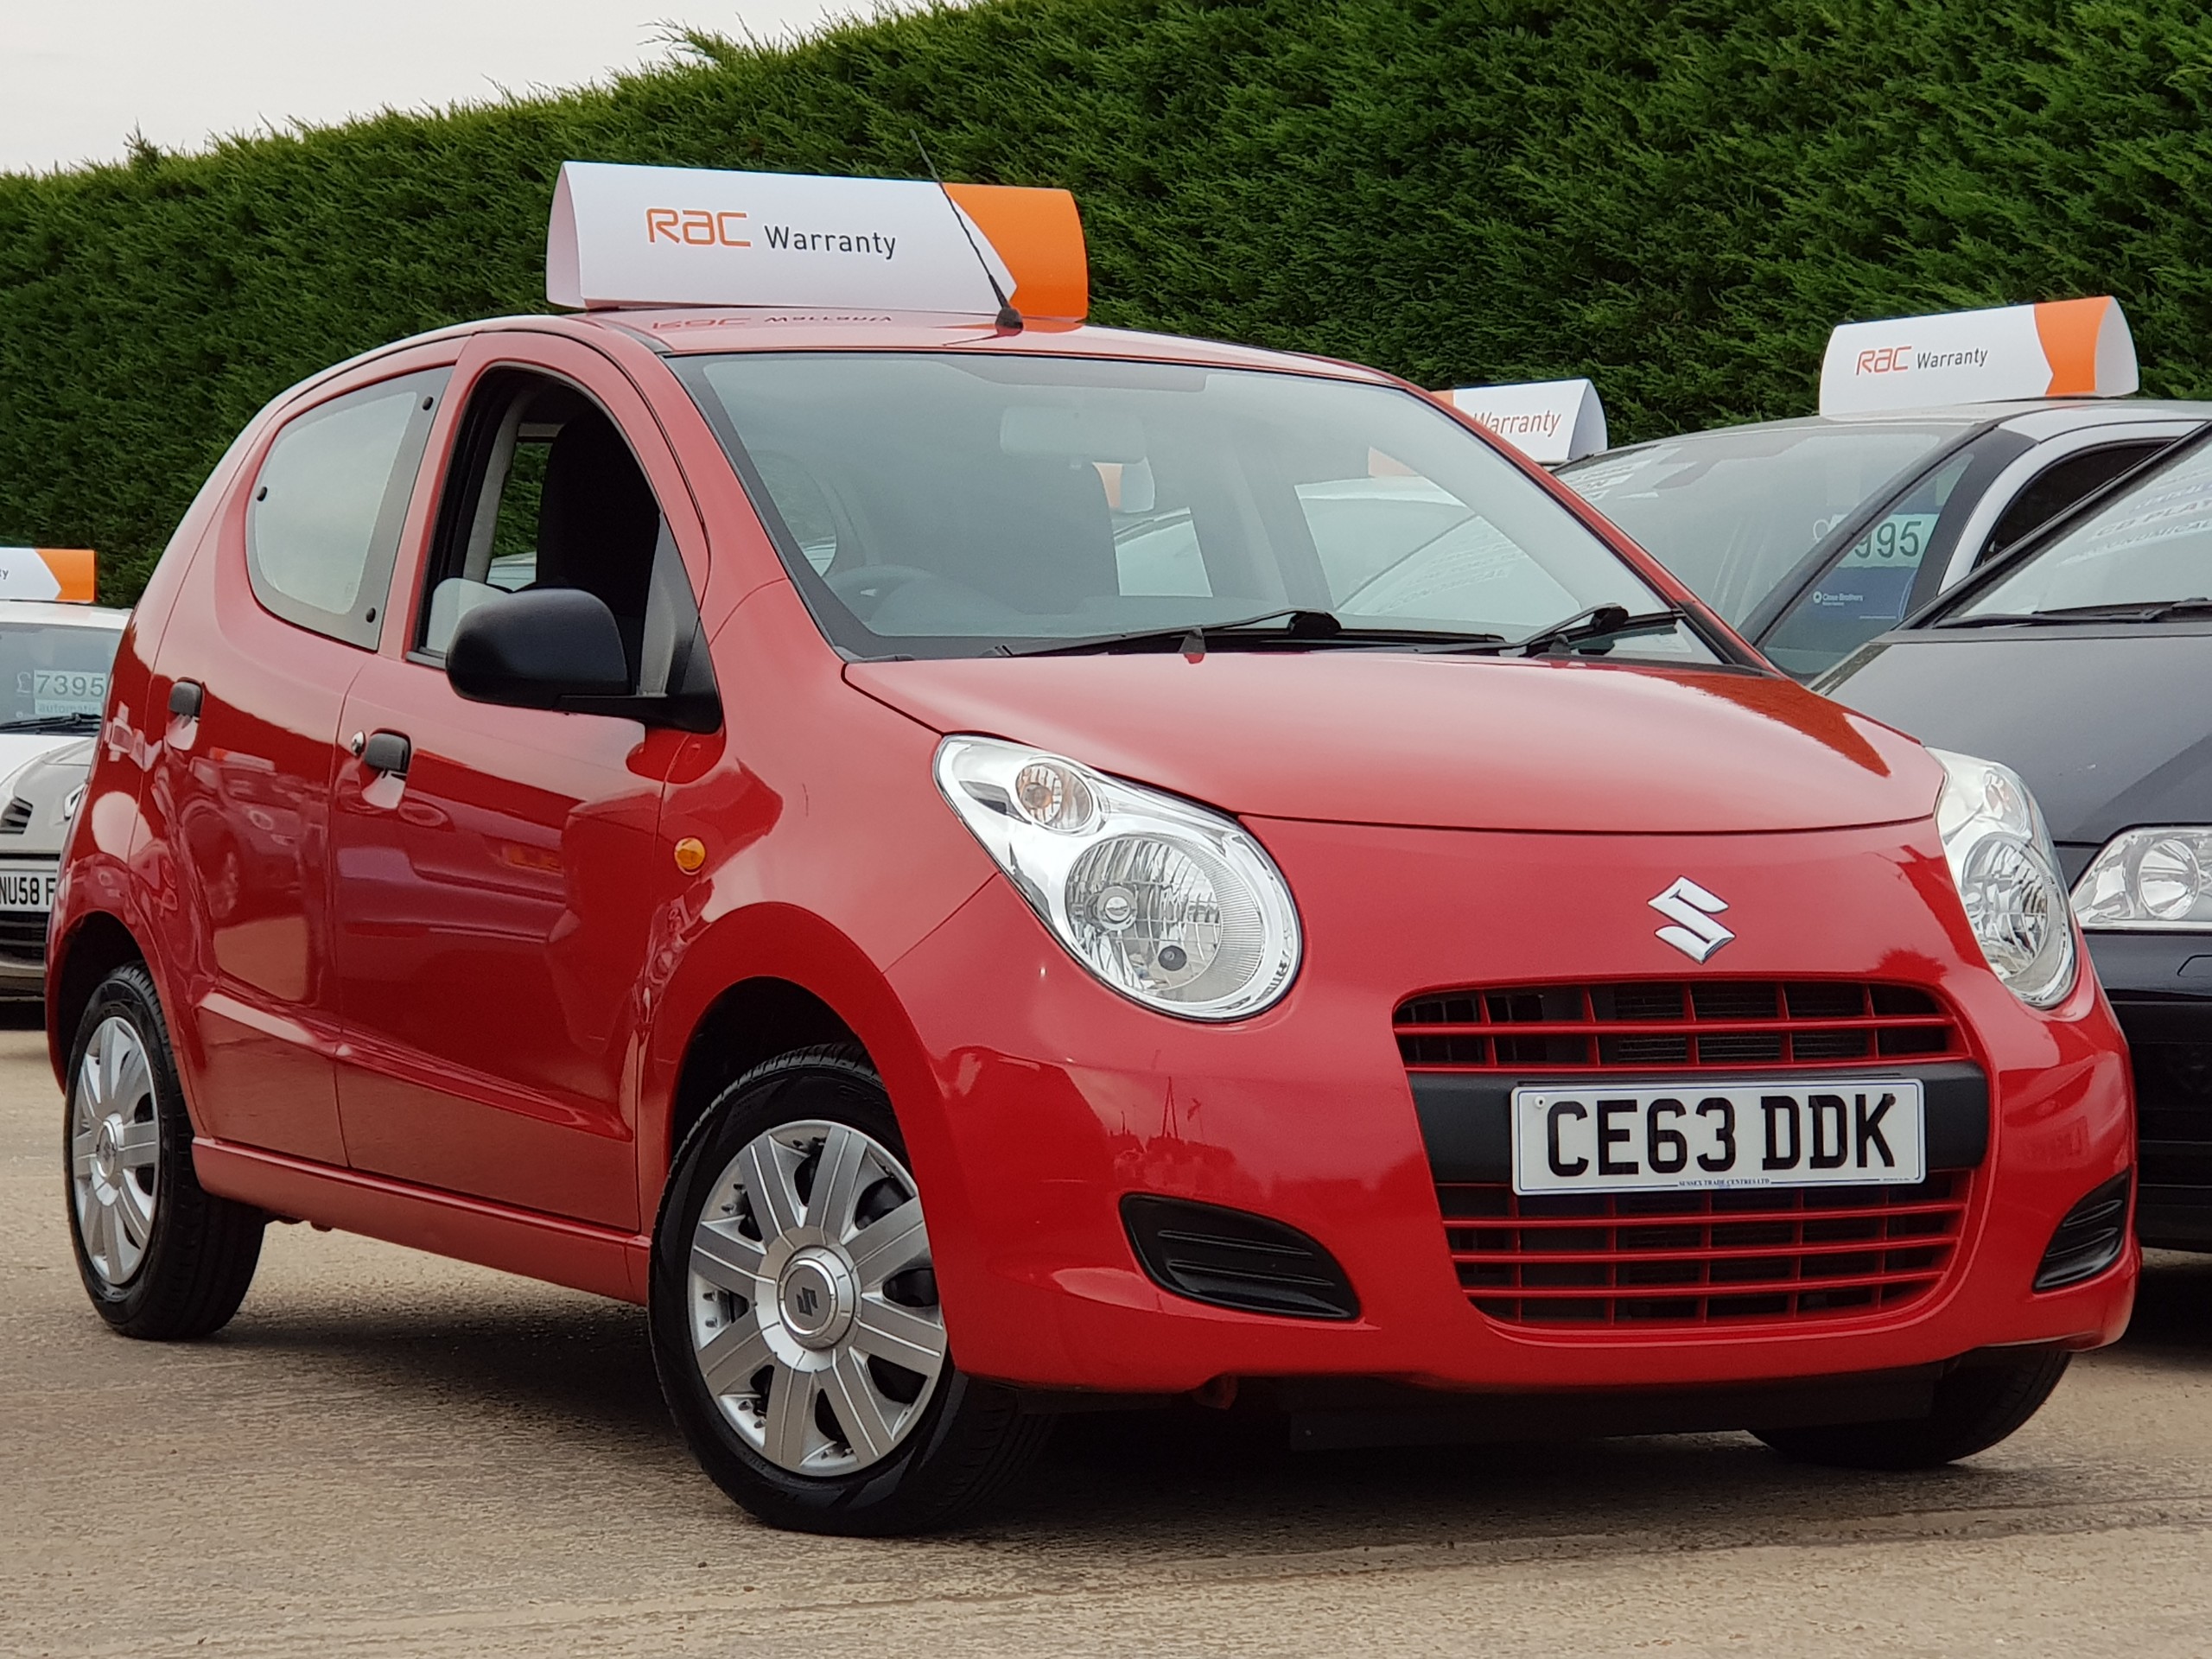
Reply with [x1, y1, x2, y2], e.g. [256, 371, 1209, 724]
[2087, 933, 2212, 1249]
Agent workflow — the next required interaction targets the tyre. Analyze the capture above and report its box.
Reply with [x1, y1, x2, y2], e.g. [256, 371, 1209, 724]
[1755, 1349, 2071, 1471]
[64, 963, 264, 1338]
[650, 1045, 1050, 1535]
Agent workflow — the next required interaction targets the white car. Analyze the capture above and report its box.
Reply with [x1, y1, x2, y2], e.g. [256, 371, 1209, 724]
[0, 581, 129, 995]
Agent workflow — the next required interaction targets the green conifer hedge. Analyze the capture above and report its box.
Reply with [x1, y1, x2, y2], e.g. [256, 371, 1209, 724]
[5, 0, 2211, 598]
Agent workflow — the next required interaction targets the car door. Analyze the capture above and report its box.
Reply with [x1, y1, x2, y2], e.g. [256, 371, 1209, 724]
[328, 338, 711, 1229]
[146, 358, 450, 1164]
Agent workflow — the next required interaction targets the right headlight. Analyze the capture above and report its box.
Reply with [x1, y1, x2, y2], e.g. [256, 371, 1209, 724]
[1930, 748, 2077, 1009]
[2072, 826, 2212, 929]
[934, 734, 1301, 1020]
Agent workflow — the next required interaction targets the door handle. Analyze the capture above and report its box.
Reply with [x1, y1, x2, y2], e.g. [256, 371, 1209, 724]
[167, 680, 202, 719]
[358, 731, 411, 778]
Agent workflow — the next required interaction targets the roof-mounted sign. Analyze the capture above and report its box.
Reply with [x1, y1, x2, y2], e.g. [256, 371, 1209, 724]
[0, 548, 95, 603]
[547, 162, 1088, 320]
[1819, 296, 2137, 417]
[1437, 378, 1608, 466]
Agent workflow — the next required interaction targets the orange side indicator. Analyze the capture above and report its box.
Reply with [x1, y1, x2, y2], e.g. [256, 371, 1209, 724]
[674, 836, 708, 874]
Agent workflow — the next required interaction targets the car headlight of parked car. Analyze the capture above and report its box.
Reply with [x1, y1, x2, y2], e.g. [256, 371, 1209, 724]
[1931, 748, 2077, 1009]
[2072, 826, 2212, 931]
[935, 734, 1301, 1020]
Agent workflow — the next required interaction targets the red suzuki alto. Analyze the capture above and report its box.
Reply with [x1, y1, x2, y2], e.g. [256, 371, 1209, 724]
[51, 165, 2135, 1535]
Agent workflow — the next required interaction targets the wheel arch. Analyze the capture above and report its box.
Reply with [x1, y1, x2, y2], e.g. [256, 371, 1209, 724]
[642, 902, 949, 1224]
[48, 908, 148, 1089]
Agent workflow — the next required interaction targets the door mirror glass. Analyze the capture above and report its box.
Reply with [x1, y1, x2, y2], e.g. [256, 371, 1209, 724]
[446, 588, 630, 710]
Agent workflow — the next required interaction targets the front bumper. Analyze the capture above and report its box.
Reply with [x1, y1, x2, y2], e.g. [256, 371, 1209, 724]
[2085, 931, 2212, 1249]
[887, 817, 2136, 1397]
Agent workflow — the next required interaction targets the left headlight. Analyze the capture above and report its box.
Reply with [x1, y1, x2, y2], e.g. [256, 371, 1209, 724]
[2072, 826, 2212, 929]
[934, 734, 1301, 1020]
[1930, 748, 2077, 1009]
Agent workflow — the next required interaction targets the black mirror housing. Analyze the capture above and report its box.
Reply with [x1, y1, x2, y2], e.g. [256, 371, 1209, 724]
[447, 588, 631, 709]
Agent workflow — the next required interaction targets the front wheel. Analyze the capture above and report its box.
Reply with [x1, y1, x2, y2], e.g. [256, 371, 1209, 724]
[649, 1046, 1049, 1534]
[1755, 1349, 2071, 1471]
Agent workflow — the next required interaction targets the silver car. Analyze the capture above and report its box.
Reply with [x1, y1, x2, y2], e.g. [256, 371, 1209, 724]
[1558, 399, 2212, 677]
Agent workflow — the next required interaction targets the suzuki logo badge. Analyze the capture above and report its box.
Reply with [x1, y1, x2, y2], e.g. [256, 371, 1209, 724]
[794, 1287, 820, 1317]
[1649, 877, 1734, 963]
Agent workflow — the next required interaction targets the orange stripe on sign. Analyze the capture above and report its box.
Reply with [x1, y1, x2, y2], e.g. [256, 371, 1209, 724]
[34, 548, 95, 602]
[944, 183, 1088, 321]
[2034, 296, 2110, 397]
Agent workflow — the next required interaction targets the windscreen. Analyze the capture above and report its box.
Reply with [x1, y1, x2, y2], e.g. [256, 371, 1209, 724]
[1953, 436, 2212, 617]
[1560, 423, 1963, 625]
[0, 624, 120, 729]
[680, 353, 1714, 663]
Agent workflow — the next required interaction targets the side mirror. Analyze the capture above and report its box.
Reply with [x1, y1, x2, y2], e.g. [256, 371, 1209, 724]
[447, 588, 630, 710]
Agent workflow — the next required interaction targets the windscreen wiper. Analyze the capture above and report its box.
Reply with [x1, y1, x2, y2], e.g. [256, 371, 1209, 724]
[0, 712, 100, 734]
[1414, 602, 1688, 658]
[1007, 608, 1505, 658]
[1937, 598, 2212, 629]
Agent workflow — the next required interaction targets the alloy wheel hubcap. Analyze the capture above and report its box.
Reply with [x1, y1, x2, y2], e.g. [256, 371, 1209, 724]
[70, 1014, 160, 1287]
[686, 1117, 946, 1476]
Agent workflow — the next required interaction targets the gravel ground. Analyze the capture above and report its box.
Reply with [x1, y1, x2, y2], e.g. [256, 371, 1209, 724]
[6, 1018, 2209, 1657]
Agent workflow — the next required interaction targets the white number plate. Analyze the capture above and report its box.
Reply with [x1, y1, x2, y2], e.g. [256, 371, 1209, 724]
[0, 862, 58, 914]
[1511, 1080, 1926, 1195]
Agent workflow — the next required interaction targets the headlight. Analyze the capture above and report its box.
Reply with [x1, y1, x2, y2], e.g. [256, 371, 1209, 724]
[1930, 748, 2076, 1008]
[2072, 827, 2212, 928]
[934, 735, 1300, 1020]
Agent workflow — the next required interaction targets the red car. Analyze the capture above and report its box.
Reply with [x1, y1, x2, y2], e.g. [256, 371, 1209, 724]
[51, 167, 2135, 1535]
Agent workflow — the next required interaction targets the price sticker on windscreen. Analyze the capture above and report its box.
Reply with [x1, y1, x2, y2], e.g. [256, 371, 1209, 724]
[1511, 1081, 1927, 1195]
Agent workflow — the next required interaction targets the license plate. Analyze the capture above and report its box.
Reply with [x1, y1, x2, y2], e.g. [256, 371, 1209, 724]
[0, 864, 57, 914]
[1510, 1080, 1926, 1195]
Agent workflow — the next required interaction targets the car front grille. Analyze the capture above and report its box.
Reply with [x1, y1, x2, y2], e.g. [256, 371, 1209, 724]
[1401, 978, 1976, 1330]
[0, 797, 32, 836]
[1438, 1175, 1969, 1327]
[0, 912, 48, 962]
[1395, 979, 1966, 1071]
[2130, 1041, 2212, 1192]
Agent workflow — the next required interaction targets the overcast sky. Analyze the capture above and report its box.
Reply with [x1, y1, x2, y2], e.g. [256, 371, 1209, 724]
[3, 1, 916, 176]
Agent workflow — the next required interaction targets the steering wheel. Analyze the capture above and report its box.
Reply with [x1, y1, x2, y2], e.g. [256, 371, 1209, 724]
[827, 565, 938, 620]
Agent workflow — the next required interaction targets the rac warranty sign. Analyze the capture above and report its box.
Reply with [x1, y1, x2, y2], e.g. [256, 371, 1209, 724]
[546, 161, 1085, 319]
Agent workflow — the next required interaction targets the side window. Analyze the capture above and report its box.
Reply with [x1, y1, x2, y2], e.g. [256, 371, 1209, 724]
[417, 371, 709, 704]
[1977, 442, 2170, 568]
[246, 370, 447, 648]
[1761, 451, 1977, 678]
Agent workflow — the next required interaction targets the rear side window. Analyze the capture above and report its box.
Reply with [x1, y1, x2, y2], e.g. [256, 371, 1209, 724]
[1977, 442, 2170, 567]
[247, 370, 448, 648]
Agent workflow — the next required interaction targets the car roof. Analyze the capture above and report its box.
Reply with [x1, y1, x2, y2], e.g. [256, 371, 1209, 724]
[1580, 398, 2212, 461]
[308, 309, 1400, 400]
[575, 308, 1391, 378]
[0, 601, 128, 629]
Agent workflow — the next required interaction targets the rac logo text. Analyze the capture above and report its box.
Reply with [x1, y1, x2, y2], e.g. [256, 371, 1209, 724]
[1854, 344, 1913, 376]
[646, 208, 752, 248]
